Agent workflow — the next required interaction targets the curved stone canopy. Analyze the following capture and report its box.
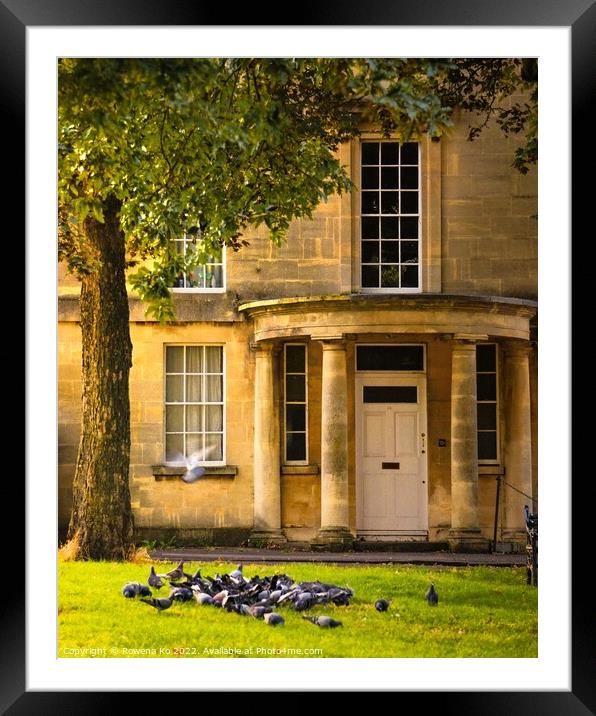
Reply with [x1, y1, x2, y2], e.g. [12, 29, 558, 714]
[238, 293, 537, 343]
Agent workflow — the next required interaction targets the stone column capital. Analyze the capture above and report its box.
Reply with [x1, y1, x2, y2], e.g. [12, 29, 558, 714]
[452, 333, 488, 348]
[503, 340, 532, 359]
[318, 335, 348, 350]
[249, 340, 280, 354]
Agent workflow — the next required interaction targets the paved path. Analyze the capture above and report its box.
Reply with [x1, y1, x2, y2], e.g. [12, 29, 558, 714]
[150, 547, 525, 567]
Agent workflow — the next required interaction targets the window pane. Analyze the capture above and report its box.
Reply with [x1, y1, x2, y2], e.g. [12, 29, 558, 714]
[477, 374, 497, 401]
[286, 433, 306, 461]
[166, 375, 184, 402]
[285, 345, 305, 373]
[381, 192, 399, 214]
[186, 433, 203, 457]
[166, 405, 184, 433]
[380, 217, 399, 239]
[361, 241, 379, 263]
[186, 404, 203, 432]
[361, 217, 379, 240]
[361, 192, 379, 214]
[381, 142, 399, 164]
[400, 166, 419, 189]
[401, 142, 419, 164]
[381, 167, 399, 189]
[205, 346, 223, 373]
[186, 346, 203, 373]
[363, 386, 417, 403]
[401, 241, 418, 264]
[381, 265, 401, 288]
[286, 374, 306, 402]
[174, 240, 185, 256]
[165, 433, 184, 462]
[401, 265, 419, 288]
[286, 404, 306, 432]
[478, 432, 497, 460]
[361, 142, 379, 165]
[357, 345, 424, 371]
[361, 167, 379, 189]
[477, 403, 497, 430]
[188, 266, 206, 288]
[381, 241, 399, 263]
[400, 191, 419, 214]
[186, 375, 202, 402]
[205, 434, 223, 461]
[206, 265, 223, 288]
[400, 217, 419, 239]
[205, 404, 223, 431]
[205, 375, 223, 402]
[476, 344, 497, 372]
[166, 346, 184, 373]
[362, 265, 379, 288]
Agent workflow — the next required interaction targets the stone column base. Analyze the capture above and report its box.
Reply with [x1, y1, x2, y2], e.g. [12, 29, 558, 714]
[247, 529, 287, 547]
[314, 527, 354, 550]
[498, 529, 528, 554]
[448, 529, 490, 553]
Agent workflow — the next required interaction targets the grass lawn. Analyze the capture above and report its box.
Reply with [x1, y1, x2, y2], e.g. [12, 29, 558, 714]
[58, 560, 537, 658]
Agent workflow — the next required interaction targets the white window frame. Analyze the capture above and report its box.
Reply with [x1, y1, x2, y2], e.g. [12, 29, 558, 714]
[476, 343, 500, 465]
[170, 234, 226, 294]
[358, 139, 422, 295]
[283, 343, 309, 465]
[163, 344, 226, 466]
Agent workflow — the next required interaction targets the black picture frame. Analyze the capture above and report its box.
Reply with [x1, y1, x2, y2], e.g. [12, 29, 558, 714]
[14, 0, 587, 710]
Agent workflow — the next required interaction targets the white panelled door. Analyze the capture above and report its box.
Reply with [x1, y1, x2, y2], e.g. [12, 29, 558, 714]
[356, 375, 428, 535]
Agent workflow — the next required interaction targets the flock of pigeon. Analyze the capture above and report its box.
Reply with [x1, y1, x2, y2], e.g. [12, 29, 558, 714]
[122, 562, 439, 628]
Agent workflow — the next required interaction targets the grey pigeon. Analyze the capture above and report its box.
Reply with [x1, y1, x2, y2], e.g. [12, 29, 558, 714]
[171, 451, 211, 483]
[230, 564, 244, 579]
[249, 605, 272, 619]
[122, 582, 151, 598]
[425, 583, 439, 606]
[170, 586, 193, 602]
[263, 612, 285, 626]
[303, 615, 343, 628]
[193, 591, 215, 606]
[375, 599, 390, 612]
[148, 566, 165, 590]
[140, 597, 173, 612]
[159, 561, 184, 582]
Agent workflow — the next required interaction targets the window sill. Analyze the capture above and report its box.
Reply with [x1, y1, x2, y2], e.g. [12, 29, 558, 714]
[151, 465, 237, 480]
[478, 465, 505, 475]
[170, 288, 226, 294]
[281, 465, 320, 476]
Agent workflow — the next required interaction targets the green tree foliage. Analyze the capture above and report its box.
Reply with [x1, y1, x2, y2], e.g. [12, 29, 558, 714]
[58, 58, 536, 559]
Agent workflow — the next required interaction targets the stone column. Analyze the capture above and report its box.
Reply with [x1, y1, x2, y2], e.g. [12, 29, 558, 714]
[449, 338, 487, 551]
[317, 339, 353, 546]
[503, 341, 533, 543]
[249, 342, 286, 545]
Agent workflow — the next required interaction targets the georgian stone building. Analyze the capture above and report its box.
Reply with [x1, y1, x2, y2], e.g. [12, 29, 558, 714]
[58, 110, 537, 552]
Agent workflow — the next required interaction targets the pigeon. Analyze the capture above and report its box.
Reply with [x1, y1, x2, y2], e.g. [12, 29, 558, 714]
[171, 449, 216, 483]
[249, 605, 272, 619]
[159, 561, 185, 582]
[193, 591, 215, 606]
[425, 583, 439, 606]
[375, 599, 390, 612]
[148, 567, 165, 590]
[212, 590, 229, 605]
[303, 615, 343, 628]
[122, 582, 152, 598]
[140, 597, 173, 612]
[263, 612, 285, 626]
[229, 564, 244, 580]
[169, 586, 193, 602]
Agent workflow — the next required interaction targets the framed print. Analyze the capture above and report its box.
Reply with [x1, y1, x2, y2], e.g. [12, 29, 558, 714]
[13, 0, 589, 709]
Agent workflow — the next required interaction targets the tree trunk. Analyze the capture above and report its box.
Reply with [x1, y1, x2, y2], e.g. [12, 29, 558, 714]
[67, 196, 135, 560]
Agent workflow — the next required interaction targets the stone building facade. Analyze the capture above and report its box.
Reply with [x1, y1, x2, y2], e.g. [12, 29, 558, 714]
[58, 109, 538, 551]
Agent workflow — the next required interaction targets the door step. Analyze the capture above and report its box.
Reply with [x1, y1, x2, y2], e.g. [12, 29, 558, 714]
[353, 540, 449, 553]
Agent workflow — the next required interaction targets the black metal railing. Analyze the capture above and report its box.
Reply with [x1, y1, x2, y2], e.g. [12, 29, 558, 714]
[524, 505, 538, 587]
